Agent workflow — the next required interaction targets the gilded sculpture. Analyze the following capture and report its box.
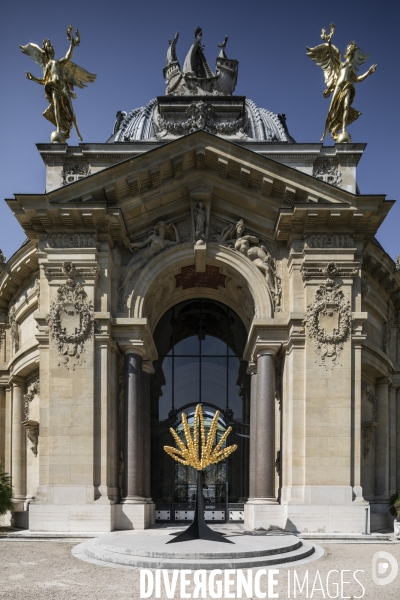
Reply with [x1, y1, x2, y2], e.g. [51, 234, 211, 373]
[164, 404, 237, 470]
[20, 26, 96, 143]
[307, 23, 376, 143]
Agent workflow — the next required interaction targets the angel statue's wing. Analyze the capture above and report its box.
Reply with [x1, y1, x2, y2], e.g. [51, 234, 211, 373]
[63, 61, 97, 97]
[352, 47, 369, 72]
[20, 43, 47, 72]
[306, 42, 341, 97]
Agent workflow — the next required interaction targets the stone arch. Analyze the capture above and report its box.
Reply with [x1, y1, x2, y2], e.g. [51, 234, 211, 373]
[129, 242, 273, 332]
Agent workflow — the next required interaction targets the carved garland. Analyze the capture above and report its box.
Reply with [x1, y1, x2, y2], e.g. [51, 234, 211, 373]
[46, 279, 95, 368]
[304, 277, 352, 368]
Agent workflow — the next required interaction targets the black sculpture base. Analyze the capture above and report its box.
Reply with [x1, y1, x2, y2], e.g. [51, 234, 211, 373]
[167, 470, 234, 544]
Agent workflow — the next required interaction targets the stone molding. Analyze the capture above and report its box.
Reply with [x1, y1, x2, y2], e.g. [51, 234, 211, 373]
[304, 274, 352, 368]
[130, 243, 272, 324]
[45, 233, 97, 248]
[304, 234, 354, 249]
[301, 261, 358, 281]
[44, 260, 99, 281]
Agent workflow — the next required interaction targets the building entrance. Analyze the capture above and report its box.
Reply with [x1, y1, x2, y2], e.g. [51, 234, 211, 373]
[150, 299, 250, 523]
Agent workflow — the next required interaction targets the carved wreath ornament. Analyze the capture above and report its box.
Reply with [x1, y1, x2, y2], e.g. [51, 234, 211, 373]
[304, 278, 352, 368]
[46, 277, 94, 368]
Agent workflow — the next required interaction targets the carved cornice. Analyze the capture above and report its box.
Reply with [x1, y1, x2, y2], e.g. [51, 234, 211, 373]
[301, 261, 358, 281]
[44, 260, 99, 281]
[304, 234, 355, 249]
[45, 233, 98, 249]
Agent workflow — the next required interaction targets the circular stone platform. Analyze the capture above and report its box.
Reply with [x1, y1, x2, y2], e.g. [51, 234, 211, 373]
[73, 529, 323, 570]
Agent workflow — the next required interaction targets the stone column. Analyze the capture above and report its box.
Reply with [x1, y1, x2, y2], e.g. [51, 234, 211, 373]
[375, 378, 390, 499]
[254, 350, 277, 502]
[122, 352, 145, 502]
[142, 361, 154, 502]
[247, 363, 257, 500]
[11, 378, 26, 509]
[0, 386, 5, 465]
[396, 388, 400, 492]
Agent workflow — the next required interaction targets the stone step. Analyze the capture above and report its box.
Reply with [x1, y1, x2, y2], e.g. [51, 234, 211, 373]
[78, 536, 319, 570]
[97, 535, 303, 559]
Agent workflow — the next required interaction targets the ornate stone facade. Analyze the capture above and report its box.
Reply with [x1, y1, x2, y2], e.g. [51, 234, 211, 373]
[1, 37, 398, 535]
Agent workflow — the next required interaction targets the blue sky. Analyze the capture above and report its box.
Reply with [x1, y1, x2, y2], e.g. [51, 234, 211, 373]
[1, 0, 399, 260]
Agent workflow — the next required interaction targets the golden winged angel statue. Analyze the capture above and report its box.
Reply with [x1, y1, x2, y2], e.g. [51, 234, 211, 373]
[20, 26, 96, 143]
[306, 24, 376, 143]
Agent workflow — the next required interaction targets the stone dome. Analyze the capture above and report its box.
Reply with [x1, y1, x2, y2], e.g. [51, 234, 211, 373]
[108, 97, 295, 143]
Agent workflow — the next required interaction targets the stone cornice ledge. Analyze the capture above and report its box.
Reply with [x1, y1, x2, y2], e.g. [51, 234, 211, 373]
[244, 315, 303, 362]
[361, 337, 394, 376]
[111, 317, 158, 361]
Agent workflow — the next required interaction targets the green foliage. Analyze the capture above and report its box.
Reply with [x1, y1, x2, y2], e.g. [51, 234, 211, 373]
[388, 492, 400, 518]
[0, 461, 13, 516]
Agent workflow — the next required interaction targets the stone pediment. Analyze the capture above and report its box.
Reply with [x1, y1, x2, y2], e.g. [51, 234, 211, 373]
[8, 131, 391, 247]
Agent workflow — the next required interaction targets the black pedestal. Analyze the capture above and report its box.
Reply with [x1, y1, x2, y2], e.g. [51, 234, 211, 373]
[167, 470, 234, 544]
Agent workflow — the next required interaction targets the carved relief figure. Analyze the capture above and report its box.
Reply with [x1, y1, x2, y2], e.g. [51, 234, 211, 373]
[219, 219, 280, 302]
[20, 26, 96, 142]
[307, 23, 376, 142]
[194, 201, 207, 242]
[120, 222, 180, 292]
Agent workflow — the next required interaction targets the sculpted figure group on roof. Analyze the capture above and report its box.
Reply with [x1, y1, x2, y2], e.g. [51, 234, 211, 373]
[20, 23, 376, 145]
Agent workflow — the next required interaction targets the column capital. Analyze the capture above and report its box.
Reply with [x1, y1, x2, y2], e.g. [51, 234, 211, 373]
[247, 361, 257, 375]
[376, 376, 392, 387]
[256, 343, 281, 359]
[9, 376, 25, 388]
[122, 346, 146, 358]
[142, 361, 155, 375]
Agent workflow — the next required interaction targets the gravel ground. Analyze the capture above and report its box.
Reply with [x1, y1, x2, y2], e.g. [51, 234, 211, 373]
[0, 539, 400, 599]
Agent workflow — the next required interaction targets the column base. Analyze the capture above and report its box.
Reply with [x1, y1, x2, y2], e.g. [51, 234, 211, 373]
[121, 495, 147, 504]
[115, 502, 155, 530]
[247, 497, 278, 505]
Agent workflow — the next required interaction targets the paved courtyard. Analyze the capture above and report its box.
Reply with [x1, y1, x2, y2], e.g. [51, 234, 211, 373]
[1, 533, 400, 599]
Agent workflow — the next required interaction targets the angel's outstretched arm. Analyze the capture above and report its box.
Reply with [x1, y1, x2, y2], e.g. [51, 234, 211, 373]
[352, 64, 377, 83]
[26, 72, 45, 85]
[64, 42, 75, 63]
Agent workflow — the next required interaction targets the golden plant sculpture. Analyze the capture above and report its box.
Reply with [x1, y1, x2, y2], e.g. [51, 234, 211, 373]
[164, 404, 237, 470]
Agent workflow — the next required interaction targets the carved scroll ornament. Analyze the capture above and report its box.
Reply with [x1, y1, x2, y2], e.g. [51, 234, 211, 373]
[46, 278, 94, 368]
[304, 276, 352, 368]
[22, 420, 40, 456]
